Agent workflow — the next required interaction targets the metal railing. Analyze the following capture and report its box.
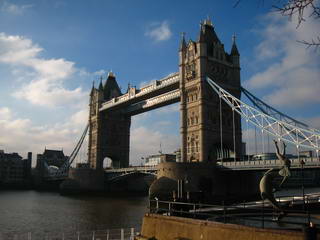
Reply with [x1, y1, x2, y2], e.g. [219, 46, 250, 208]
[0, 228, 139, 240]
[149, 195, 319, 229]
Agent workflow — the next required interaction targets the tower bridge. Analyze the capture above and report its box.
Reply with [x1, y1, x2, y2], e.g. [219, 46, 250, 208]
[51, 18, 320, 196]
[87, 18, 243, 171]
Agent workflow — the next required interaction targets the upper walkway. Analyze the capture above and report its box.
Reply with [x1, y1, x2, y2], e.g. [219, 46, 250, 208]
[100, 72, 180, 112]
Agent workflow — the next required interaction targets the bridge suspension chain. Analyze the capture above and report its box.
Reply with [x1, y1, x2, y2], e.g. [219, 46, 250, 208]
[46, 124, 89, 178]
[207, 77, 320, 152]
[241, 86, 320, 134]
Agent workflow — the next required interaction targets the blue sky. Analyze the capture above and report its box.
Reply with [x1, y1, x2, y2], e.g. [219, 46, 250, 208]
[0, 0, 319, 165]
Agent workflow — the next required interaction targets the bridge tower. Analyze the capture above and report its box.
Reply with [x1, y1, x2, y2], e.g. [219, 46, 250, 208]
[88, 72, 131, 169]
[179, 18, 242, 163]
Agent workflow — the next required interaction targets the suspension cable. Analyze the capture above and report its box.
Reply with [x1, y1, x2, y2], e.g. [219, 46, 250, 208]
[254, 125, 257, 155]
[219, 94, 223, 162]
[232, 107, 236, 162]
[246, 113, 249, 163]
[262, 118, 265, 155]
[267, 133, 270, 153]
[317, 136, 319, 163]
[207, 77, 320, 152]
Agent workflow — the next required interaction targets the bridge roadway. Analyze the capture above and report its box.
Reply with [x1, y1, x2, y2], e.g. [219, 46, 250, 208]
[104, 157, 320, 176]
[104, 165, 157, 174]
[44, 158, 320, 181]
[217, 157, 319, 170]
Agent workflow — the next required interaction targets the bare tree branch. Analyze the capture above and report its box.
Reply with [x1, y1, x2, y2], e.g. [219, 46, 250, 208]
[297, 36, 320, 51]
[234, 0, 320, 50]
[273, 0, 320, 50]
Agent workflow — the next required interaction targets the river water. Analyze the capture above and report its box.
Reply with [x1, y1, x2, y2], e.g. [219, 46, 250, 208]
[1, 187, 320, 238]
[0, 190, 148, 238]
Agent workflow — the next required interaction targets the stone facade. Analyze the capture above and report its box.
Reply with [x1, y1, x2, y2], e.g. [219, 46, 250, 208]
[0, 150, 32, 185]
[88, 72, 131, 169]
[179, 19, 242, 163]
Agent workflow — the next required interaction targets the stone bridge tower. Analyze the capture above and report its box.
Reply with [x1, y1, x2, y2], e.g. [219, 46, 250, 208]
[179, 18, 242, 163]
[88, 72, 131, 169]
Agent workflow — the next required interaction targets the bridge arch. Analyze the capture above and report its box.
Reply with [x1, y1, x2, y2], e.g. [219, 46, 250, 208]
[103, 157, 112, 169]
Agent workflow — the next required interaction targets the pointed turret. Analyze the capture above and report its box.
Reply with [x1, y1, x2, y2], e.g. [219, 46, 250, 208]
[231, 34, 240, 56]
[90, 81, 95, 96]
[230, 34, 240, 67]
[103, 71, 121, 100]
[179, 32, 187, 51]
[98, 77, 103, 91]
[198, 17, 220, 44]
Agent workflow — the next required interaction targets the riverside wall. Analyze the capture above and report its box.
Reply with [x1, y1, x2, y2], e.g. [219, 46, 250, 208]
[137, 213, 306, 240]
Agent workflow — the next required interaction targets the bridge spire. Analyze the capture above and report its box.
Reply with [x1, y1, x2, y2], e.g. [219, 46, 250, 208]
[198, 16, 220, 43]
[231, 33, 240, 56]
[103, 71, 121, 100]
[98, 76, 103, 91]
[90, 80, 95, 96]
[179, 32, 186, 51]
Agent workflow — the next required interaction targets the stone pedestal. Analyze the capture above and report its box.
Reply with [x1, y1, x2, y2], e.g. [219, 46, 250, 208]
[60, 168, 104, 194]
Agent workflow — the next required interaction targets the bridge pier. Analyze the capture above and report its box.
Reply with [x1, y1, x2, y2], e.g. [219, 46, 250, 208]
[150, 162, 259, 203]
[60, 168, 104, 194]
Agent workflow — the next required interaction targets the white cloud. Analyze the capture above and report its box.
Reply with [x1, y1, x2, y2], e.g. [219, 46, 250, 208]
[156, 103, 179, 114]
[244, 10, 320, 108]
[0, 107, 11, 120]
[1, 1, 33, 15]
[130, 126, 180, 165]
[145, 21, 172, 42]
[0, 32, 87, 107]
[0, 107, 88, 165]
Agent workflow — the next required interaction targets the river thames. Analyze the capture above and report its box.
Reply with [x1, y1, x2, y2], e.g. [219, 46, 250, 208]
[0, 190, 148, 237]
[1, 187, 319, 238]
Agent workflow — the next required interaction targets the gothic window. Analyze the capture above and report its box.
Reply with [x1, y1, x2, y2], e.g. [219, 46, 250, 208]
[195, 116, 198, 124]
[90, 103, 96, 116]
[186, 63, 196, 80]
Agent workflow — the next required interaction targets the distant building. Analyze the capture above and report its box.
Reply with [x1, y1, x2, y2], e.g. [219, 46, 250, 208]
[36, 149, 69, 169]
[0, 150, 32, 186]
[174, 149, 181, 162]
[35, 148, 69, 179]
[252, 152, 295, 161]
[144, 153, 176, 166]
[299, 151, 313, 158]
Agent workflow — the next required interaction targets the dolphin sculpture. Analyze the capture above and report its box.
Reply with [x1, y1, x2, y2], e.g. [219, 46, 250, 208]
[259, 168, 286, 220]
[273, 140, 291, 187]
[259, 168, 282, 211]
